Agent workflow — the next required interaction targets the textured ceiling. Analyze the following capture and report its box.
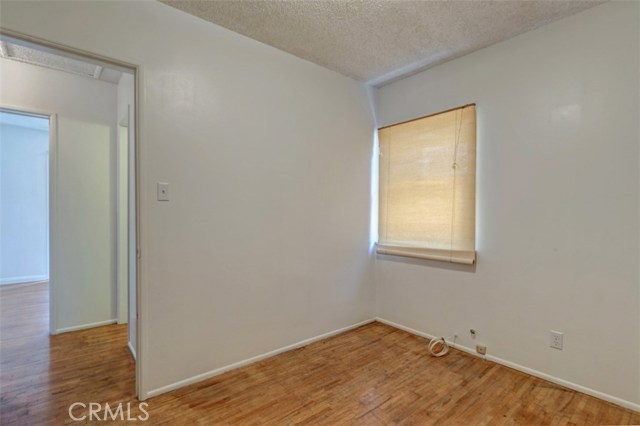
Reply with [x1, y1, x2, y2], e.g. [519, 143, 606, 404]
[160, 0, 604, 86]
[0, 41, 122, 84]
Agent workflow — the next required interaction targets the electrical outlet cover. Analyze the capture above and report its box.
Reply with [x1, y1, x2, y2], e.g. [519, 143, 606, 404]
[550, 330, 563, 350]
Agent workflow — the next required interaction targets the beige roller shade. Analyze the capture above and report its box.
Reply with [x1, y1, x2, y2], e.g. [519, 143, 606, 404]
[378, 104, 476, 265]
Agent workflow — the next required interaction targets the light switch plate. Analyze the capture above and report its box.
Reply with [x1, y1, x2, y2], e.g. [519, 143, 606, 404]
[157, 182, 169, 201]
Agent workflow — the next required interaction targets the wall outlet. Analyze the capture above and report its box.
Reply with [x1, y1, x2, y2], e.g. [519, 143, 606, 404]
[550, 330, 563, 350]
[476, 344, 486, 355]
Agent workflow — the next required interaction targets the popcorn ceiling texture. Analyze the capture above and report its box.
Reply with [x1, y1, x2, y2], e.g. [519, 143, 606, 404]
[159, 0, 603, 86]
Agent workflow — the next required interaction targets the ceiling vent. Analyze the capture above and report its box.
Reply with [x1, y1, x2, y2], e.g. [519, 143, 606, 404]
[0, 40, 122, 84]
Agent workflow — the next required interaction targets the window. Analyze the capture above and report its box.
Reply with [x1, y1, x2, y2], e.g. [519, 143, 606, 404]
[377, 104, 476, 264]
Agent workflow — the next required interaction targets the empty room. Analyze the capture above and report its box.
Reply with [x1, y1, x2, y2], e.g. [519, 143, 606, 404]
[0, 0, 638, 425]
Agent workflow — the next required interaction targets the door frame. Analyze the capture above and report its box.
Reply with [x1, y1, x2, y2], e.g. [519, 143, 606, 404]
[0, 28, 143, 398]
[117, 106, 130, 326]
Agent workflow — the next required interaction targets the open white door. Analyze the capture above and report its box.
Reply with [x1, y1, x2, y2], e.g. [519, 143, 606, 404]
[126, 103, 137, 360]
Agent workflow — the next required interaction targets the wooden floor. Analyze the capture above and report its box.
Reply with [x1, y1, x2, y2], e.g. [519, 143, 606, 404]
[1, 282, 638, 425]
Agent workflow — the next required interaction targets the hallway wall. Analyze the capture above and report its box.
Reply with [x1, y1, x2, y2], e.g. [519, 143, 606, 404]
[0, 58, 118, 333]
[0, 112, 49, 285]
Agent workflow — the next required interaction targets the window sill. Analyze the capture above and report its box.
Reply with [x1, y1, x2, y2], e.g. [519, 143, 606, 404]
[376, 244, 476, 265]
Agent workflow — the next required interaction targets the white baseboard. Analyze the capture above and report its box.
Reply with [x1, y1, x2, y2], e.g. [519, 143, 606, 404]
[375, 317, 640, 413]
[144, 318, 376, 399]
[128, 341, 137, 360]
[0, 275, 48, 285]
[53, 319, 117, 334]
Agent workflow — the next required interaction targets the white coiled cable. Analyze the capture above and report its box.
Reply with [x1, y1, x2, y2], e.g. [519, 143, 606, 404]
[428, 337, 449, 357]
[428, 334, 457, 357]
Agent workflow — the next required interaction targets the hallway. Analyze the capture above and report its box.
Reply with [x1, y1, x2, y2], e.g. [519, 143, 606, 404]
[0, 282, 135, 425]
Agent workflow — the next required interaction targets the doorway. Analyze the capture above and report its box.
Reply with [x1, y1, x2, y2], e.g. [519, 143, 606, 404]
[0, 110, 50, 287]
[0, 33, 139, 396]
[0, 109, 52, 345]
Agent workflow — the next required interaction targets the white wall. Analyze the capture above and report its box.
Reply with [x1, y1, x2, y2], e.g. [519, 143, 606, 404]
[0, 115, 49, 284]
[0, 58, 118, 332]
[0, 0, 376, 397]
[375, 1, 639, 408]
